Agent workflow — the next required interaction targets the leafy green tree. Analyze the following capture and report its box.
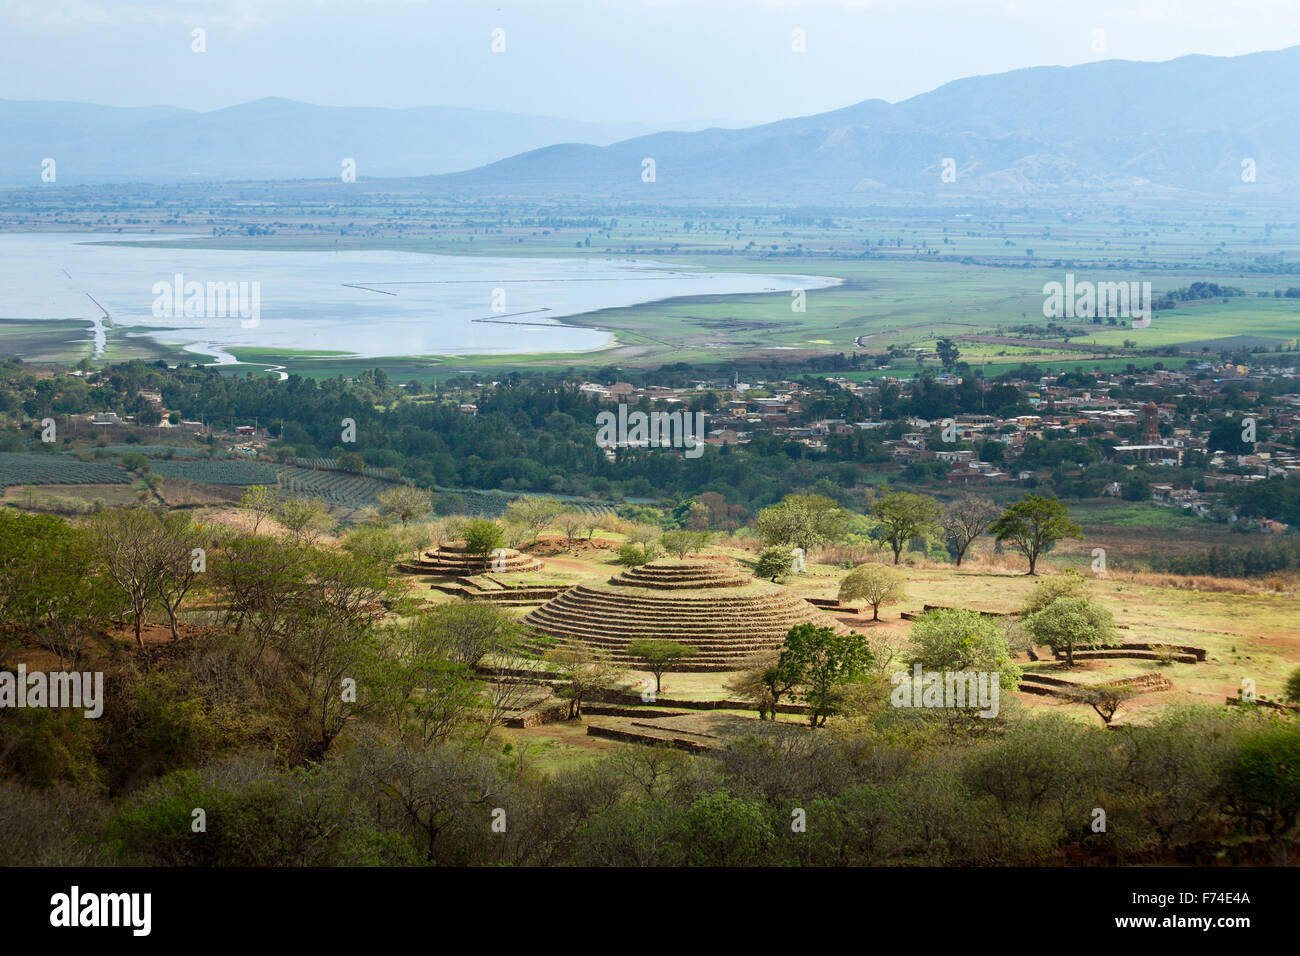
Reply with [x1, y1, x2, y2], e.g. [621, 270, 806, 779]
[990, 494, 1083, 575]
[838, 562, 906, 621]
[616, 542, 652, 567]
[626, 639, 697, 694]
[1284, 665, 1300, 706]
[873, 491, 941, 564]
[1223, 725, 1300, 865]
[337, 452, 365, 473]
[1022, 569, 1089, 616]
[907, 608, 1021, 691]
[341, 524, 410, 567]
[776, 623, 874, 728]
[238, 484, 277, 534]
[684, 792, 774, 867]
[1022, 596, 1119, 666]
[660, 529, 708, 559]
[0, 511, 116, 666]
[754, 545, 796, 582]
[755, 494, 848, 552]
[463, 519, 506, 565]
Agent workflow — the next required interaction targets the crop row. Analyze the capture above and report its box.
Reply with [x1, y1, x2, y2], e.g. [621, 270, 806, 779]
[0, 453, 131, 488]
[276, 467, 399, 510]
[148, 459, 280, 485]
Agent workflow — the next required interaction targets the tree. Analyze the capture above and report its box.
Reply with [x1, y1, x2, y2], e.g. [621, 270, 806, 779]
[756, 494, 848, 553]
[337, 452, 365, 473]
[239, 485, 277, 534]
[627, 524, 660, 559]
[149, 511, 208, 641]
[504, 496, 564, 547]
[463, 519, 505, 566]
[544, 646, 621, 720]
[341, 524, 410, 567]
[421, 601, 522, 669]
[724, 654, 794, 720]
[626, 639, 697, 695]
[873, 491, 941, 564]
[754, 545, 796, 582]
[553, 507, 586, 551]
[0, 511, 115, 667]
[838, 562, 906, 621]
[1022, 569, 1090, 615]
[371, 619, 481, 748]
[1284, 665, 1300, 706]
[376, 484, 434, 525]
[1060, 683, 1138, 725]
[1021, 595, 1119, 666]
[1223, 725, 1300, 865]
[276, 496, 332, 544]
[941, 494, 999, 567]
[907, 608, 1021, 691]
[660, 530, 707, 559]
[776, 624, 874, 728]
[990, 494, 1082, 574]
[87, 507, 170, 645]
[936, 337, 961, 370]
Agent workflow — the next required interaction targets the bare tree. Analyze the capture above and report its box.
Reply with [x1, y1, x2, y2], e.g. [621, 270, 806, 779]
[942, 494, 1000, 567]
[87, 507, 168, 645]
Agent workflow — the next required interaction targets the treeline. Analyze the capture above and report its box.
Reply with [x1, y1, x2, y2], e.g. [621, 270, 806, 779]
[1148, 538, 1300, 577]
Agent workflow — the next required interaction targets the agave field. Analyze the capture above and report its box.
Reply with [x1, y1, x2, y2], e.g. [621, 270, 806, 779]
[290, 457, 402, 482]
[275, 466, 401, 510]
[99, 444, 219, 458]
[0, 453, 130, 488]
[148, 459, 281, 485]
[437, 487, 617, 519]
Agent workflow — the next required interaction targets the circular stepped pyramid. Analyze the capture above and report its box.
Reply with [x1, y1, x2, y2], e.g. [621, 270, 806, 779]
[525, 559, 853, 672]
[405, 541, 541, 576]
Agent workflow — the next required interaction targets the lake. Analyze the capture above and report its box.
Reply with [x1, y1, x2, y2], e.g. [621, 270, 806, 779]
[0, 234, 839, 361]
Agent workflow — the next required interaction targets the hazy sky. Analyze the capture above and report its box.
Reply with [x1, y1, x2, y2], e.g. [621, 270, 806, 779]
[3, 0, 1300, 127]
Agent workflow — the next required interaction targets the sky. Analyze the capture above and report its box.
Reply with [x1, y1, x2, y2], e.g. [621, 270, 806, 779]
[2, 0, 1300, 127]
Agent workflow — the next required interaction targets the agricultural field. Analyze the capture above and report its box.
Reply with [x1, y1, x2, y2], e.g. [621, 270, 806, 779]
[275, 465, 400, 510]
[147, 459, 280, 485]
[0, 452, 129, 488]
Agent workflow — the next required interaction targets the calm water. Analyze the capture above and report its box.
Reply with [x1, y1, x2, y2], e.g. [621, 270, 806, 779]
[0, 234, 838, 360]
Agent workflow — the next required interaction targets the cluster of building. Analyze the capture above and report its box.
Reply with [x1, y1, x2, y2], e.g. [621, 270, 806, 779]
[572, 360, 1299, 525]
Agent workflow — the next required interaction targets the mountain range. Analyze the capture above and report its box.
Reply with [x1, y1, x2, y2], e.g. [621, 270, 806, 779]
[0, 97, 658, 186]
[4, 46, 1299, 200]
[424, 46, 1300, 201]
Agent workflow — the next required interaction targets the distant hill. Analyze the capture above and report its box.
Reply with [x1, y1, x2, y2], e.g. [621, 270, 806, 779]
[422, 46, 1300, 201]
[0, 97, 659, 185]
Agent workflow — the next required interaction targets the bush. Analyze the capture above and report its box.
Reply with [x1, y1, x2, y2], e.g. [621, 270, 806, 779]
[616, 542, 652, 567]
